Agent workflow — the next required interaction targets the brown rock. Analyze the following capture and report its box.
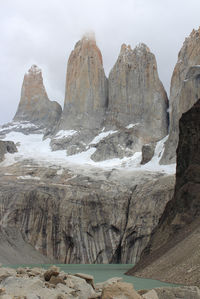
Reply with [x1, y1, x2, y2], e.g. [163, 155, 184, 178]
[107, 43, 168, 141]
[49, 275, 66, 285]
[44, 266, 60, 281]
[14, 65, 62, 129]
[101, 282, 142, 299]
[59, 33, 108, 131]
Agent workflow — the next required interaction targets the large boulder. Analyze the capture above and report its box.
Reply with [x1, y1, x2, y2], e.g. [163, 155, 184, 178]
[161, 27, 200, 164]
[13, 65, 62, 130]
[0, 140, 17, 162]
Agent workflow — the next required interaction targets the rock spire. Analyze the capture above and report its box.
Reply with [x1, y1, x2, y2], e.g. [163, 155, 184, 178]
[59, 34, 108, 131]
[107, 43, 168, 140]
[14, 65, 62, 129]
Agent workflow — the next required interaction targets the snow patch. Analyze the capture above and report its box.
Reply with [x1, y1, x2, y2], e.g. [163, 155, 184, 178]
[17, 175, 40, 180]
[126, 123, 140, 129]
[0, 131, 175, 175]
[89, 130, 117, 145]
[54, 130, 77, 139]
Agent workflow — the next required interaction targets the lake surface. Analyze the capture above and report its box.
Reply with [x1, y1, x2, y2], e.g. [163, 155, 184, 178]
[3, 264, 178, 290]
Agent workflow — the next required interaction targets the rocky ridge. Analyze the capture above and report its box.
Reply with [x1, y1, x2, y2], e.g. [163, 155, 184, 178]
[127, 98, 200, 286]
[161, 27, 200, 164]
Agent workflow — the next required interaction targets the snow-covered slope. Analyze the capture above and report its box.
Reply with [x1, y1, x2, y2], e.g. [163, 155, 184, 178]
[0, 130, 175, 174]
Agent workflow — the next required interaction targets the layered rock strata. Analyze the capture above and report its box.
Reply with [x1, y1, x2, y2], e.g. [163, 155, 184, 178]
[107, 43, 168, 140]
[161, 27, 200, 164]
[14, 65, 62, 130]
[58, 34, 108, 131]
[127, 99, 200, 286]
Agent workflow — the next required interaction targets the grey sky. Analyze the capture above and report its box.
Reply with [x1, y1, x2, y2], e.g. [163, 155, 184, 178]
[1, 0, 200, 125]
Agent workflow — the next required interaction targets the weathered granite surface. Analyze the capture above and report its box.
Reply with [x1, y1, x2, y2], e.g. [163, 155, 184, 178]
[58, 34, 108, 131]
[161, 27, 200, 164]
[14, 65, 62, 130]
[107, 43, 168, 140]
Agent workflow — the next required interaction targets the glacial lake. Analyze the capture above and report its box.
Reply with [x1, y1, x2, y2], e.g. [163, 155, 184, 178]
[3, 264, 178, 290]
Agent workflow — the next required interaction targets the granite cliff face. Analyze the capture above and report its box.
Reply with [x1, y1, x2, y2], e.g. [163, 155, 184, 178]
[161, 27, 200, 164]
[14, 65, 62, 130]
[107, 43, 168, 139]
[127, 99, 200, 286]
[58, 34, 108, 131]
[0, 160, 174, 264]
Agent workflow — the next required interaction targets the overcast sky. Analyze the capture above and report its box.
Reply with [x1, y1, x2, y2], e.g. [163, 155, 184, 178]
[1, 0, 200, 125]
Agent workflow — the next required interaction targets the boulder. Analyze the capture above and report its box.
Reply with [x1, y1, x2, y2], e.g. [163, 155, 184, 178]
[141, 143, 156, 165]
[101, 281, 142, 299]
[44, 266, 60, 281]
[0, 140, 17, 162]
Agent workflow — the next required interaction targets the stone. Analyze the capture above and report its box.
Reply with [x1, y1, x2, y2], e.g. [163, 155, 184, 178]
[58, 33, 108, 131]
[44, 266, 60, 281]
[107, 43, 168, 141]
[74, 273, 94, 288]
[140, 143, 156, 165]
[154, 286, 200, 299]
[101, 281, 142, 299]
[65, 275, 96, 299]
[161, 27, 200, 164]
[95, 277, 123, 291]
[0, 140, 17, 162]
[49, 275, 66, 286]
[13, 65, 62, 130]
[142, 289, 159, 299]
[0, 268, 16, 282]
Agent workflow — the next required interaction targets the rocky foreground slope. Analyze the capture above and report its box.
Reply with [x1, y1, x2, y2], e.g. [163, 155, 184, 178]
[0, 265, 200, 299]
[127, 98, 200, 286]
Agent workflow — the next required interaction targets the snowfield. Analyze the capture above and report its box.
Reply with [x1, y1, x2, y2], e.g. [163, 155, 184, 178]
[0, 131, 176, 174]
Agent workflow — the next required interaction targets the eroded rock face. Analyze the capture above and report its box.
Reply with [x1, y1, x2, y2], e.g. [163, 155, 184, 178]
[161, 27, 200, 164]
[14, 65, 62, 129]
[0, 163, 174, 265]
[107, 43, 168, 140]
[58, 34, 108, 131]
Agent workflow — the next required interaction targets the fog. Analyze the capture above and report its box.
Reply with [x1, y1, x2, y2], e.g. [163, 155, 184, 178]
[1, 0, 200, 124]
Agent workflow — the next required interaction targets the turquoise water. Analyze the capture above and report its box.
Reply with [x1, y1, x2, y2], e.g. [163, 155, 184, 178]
[3, 264, 178, 291]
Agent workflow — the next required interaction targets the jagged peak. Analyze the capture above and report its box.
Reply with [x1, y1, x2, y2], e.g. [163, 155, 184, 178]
[134, 43, 150, 53]
[27, 65, 42, 75]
